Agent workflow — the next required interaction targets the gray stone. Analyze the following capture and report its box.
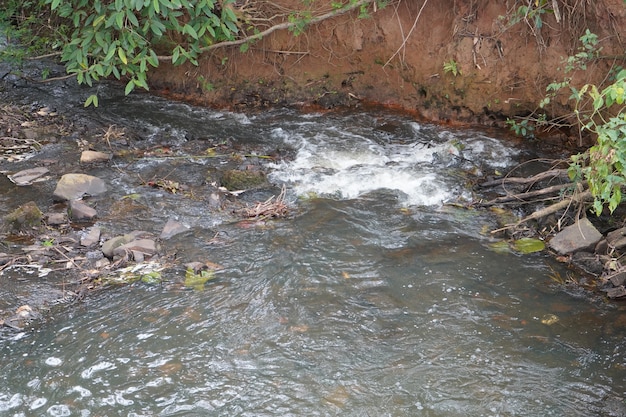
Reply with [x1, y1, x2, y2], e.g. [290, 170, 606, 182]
[7, 167, 49, 186]
[570, 251, 604, 276]
[548, 218, 602, 255]
[53, 173, 107, 201]
[113, 239, 159, 260]
[46, 212, 66, 225]
[160, 218, 189, 240]
[80, 150, 112, 164]
[609, 271, 626, 287]
[69, 200, 98, 221]
[80, 227, 101, 247]
[606, 227, 626, 251]
[607, 286, 626, 299]
[101, 231, 154, 258]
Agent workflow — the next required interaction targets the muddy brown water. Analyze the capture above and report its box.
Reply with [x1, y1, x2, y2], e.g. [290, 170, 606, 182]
[0, 76, 625, 416]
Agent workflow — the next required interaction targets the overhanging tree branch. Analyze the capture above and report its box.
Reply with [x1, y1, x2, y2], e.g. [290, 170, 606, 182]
[156, 0, 377, 61]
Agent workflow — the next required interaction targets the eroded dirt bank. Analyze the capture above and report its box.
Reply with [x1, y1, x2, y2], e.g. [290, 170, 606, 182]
[148, 0, 626, 138]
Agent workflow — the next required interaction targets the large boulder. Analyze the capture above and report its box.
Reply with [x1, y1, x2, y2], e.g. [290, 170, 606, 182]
[548, 218, 602, 255]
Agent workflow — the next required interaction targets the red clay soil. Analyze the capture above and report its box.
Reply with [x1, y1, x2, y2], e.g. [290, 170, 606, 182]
[148, 0, 626, 137]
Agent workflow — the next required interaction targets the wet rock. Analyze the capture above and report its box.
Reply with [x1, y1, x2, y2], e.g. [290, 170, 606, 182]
[101, 231, 153, 258]
[606, 227, 626, 251]
[2, 305, 40, 330]
[46, 212, 67, 225]
[69, 200, 98, 221]
[80, 150, 112, 163]
[113, 239, 159, 261]
[80, 226, 101, 247]
[570, 252, 605, 276]
[609, 271, 626, 287]
[160, 218, 189, 240]
[4, 201, 43, 231]
[548, 218, 602, 255]
[606, 286, 626, 299]
[221, 169, 266, 191]
[7, 167, 50, 186]
[53, 173, 107, 201]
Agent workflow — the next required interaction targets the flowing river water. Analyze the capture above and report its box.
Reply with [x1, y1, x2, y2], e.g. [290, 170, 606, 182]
[0, 77, 625, 416]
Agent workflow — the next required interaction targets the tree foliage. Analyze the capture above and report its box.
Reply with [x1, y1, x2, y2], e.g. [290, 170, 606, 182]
[44, 0, 240, 105]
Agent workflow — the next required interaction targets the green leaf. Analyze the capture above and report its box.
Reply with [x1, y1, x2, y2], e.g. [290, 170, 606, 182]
[115, 11, 125, 29]
[125, 80, 135, 95]
[183, 24, 199, 39]
[118, 47, 128, 65]
[84, 94, 99, 107]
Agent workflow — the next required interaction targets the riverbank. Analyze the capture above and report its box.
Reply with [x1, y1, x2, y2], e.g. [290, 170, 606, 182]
[146, 0, 625, 143]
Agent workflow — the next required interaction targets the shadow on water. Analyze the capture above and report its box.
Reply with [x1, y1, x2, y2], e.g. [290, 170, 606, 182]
[0, 73, 624, 416]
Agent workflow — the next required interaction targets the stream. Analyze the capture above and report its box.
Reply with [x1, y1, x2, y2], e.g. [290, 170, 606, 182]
[0, 73, 625, 416]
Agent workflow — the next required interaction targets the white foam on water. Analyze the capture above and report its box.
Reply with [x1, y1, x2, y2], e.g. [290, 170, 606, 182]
[268, 124, 506, 206]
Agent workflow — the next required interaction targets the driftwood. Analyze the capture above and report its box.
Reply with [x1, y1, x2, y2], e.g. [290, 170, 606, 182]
[490, 190, 592, 233]
[242, 187, 289, 218]
[480, 168, 569, 188]
[481, 182, 574, 205]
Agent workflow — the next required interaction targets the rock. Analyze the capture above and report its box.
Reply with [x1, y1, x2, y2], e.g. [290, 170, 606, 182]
[53, 173, 107, 201]
[4, 201, 43, 231]
[3, 305, 40, 330]
[80, 150, 112, 163]
[609, 271, 626, 287]
[101, 231, 153, 258]
[221, 169, 266, 191]
[80, 226, 101, 247]
[548, 218, 602, 255]
[606, 227, 626, 251]
[570, 252, 604, 276]
[160, 218, 189, 240]
[606, 286, 626, 299]
[7, 167, 50, 186]
[46, 212, 67, 225]
[69, 200, 98, 221]
[113, 239, 159, 260]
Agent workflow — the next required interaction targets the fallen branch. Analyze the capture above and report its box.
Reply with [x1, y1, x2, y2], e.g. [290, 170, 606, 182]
[480, 168, 569, 188]
[242, 186, 288, 218]
[491, 190, 592, 234]
[481, 182, 573, 205]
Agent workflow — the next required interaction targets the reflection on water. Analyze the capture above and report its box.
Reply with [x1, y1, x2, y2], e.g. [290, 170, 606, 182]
[0, 91, 624, 416]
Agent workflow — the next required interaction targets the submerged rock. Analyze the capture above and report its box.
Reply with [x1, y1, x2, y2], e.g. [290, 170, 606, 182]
[4, 201, 43, 231]
[221, 169, 266, 191]
[548, 218, 602, 255]
[101, 231, 156, 259]
[113, 239, 160, 262]
[53, 173, 107, 201]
